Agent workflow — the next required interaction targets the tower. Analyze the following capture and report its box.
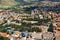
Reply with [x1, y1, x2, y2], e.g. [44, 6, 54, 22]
[31, 9, 39, 19]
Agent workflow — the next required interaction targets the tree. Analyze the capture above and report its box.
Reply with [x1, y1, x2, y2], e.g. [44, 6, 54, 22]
[48, 23, 54, 32]
[0, 36, 4, 40]
[0, 36, 9, 40]
[31, 27, 42, 32]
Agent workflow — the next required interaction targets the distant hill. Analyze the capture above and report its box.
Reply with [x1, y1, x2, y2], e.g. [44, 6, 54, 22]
[22, 0, 60, 2]
[39, 0, 60, 2]
[0, 0, 60, 8]
[0, 0, 30, 8]
[48, 0, 60, 2]
[0, 0, 19, 8]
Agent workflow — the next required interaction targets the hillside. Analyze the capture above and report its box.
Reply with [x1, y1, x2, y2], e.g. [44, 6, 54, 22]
[0, 0, 19, 8]
[0, 0, 60, 8]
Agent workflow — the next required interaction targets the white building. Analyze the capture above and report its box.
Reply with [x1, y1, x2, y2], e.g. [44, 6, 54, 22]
[31, 21, 38, 24]
[39, 15, 43, 19]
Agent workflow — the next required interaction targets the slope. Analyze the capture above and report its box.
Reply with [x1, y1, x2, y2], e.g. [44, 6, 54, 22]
[0, 0, 19, 8]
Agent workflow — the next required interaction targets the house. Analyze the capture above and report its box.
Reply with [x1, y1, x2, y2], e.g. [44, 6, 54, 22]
[39, 15, 43, 19]
[31, 9, 39, 19]
[43, 32, 54, 40]
[31, 21, 38, 24]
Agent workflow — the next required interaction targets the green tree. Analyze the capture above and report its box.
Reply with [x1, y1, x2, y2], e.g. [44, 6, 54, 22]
[48, 23, 54, 32]
[31, 27, 42, 32]
[0, 36, 4, 40]
[0, 36, 9, 40]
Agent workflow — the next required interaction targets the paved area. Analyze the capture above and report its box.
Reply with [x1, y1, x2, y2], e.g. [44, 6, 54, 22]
[56, 30, 60, 40]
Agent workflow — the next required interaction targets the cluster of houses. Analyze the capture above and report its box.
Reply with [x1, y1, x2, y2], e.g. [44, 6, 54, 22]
[0, 8, 60, 40]
[0, 9, 43, 25]
[10, 31, 55, 40]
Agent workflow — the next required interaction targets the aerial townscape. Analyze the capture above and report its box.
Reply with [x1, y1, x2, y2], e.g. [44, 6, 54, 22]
[0, 0, 60, 40]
